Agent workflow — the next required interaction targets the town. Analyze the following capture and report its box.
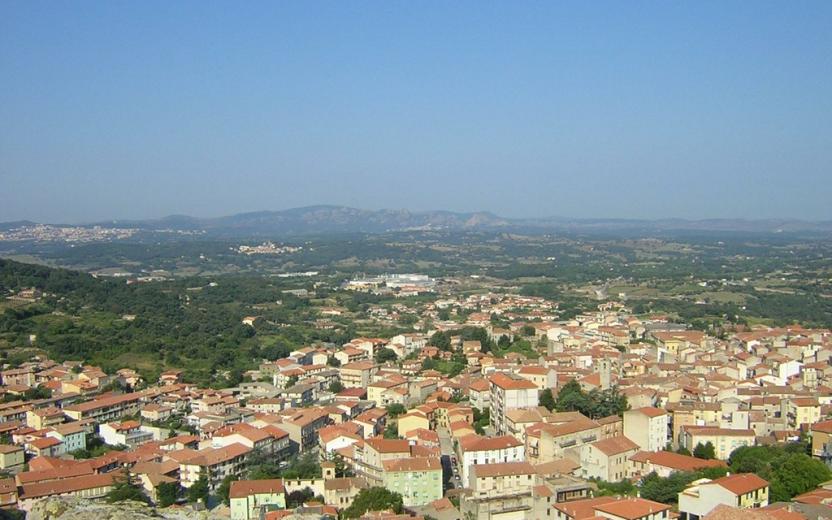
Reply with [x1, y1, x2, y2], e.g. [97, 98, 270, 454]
[1, 267, 832, 520]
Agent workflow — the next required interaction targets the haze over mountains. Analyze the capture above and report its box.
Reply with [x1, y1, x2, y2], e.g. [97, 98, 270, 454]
[4, 206, 831, 237]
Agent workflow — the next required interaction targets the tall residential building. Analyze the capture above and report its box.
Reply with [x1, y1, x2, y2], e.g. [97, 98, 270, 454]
[489, 373, 538, 435]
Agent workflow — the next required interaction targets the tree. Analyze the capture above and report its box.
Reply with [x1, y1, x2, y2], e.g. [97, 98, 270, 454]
[217, 474, 237, 505]
[428, 331, 451, 351]
[375, 347, 398, 363]
[383, 422, 399, 439]
[287, 487, 315, 508]
[693, 442, 716, 460]
[187, 476, 210, 504]
[472, 407, 490, 435]
[342, 487, 404, 518]
[539, 388, 556, 412]
[554, 379, 591, 413]
[279, 451, 322, 479]
[386, 403, 406, 418]
[106, 471, 149, 504]
[284, 375, 299, 389]
[333, 453, 354, 478]
[156, 481, 179, 507]
[553, 380, 628, 418]
[329, 380, 344, 393]
[327, 355, 341, 367]
[729, 444, 832, 502]
[676, 446, 691, 456]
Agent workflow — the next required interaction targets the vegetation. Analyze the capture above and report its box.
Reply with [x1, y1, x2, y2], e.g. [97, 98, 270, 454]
[186, 476, 210, 504]
[554, 379, 629, 418]
[156, 481, 179, 507]
[639, 466, 728, 504]
[472, 407, 490, 435]
[729, 443, 831, 502]
[342, 487, 404, 518]
[693, 441, 716, 460]
[106, 471, 149, 504]
[217, 475, 237, 505]
[248, 451, 322, 480]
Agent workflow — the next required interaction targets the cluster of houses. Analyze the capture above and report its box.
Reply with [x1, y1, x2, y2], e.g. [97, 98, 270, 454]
[2, 291, 832, 520]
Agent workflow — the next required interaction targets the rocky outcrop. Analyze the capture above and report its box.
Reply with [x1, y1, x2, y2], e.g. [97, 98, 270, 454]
[26, 497, 226, 520]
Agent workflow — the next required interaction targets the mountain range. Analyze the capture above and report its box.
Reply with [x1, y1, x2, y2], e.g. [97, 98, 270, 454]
[6, 206, 832, 237]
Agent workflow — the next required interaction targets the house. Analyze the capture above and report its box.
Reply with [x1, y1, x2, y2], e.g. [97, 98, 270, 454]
[25, 407, 65, 430]
[355, 437, 411, 485]
[382, 457, 443, 507]
[339, 361, 378, 389]
[62, 392, 143, 422]
[810, 419, 832, 460]
[624, 407, 668, 452]
[45, 422, 86, 454]
[178, 443, 252, 492]
[629, 451, 726, 478]
[679, 474, 769, 520]
[0, 445, 25, 473]
[229, 479, 286, 520]
[468, 379, 491, 411]
[141, 403, 174, 422]
[462, 462, 537, 519]
[679, 426, 755, 460]
[580, 436, 639, 482]
[458, 435, 525, 484]
[553, 496, 671, 520]
[99, 420, 153, 448]
[17, 473, 118, 512]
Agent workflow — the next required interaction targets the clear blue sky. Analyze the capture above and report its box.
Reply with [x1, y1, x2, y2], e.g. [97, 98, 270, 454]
[1, 1, 830, 223]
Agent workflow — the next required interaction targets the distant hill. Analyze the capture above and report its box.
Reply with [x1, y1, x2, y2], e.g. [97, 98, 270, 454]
[3, 206, 832, 237]
[104, 205, 512, 236]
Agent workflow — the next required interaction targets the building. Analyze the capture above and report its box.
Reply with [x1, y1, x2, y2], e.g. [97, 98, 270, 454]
[462, 462, 537, 520]
[458, 435, 525, 485]
[678, 474, 769, 520]
[62, 392, 143, 422]
[17, 473, 118, 512]
[0, 445, 25, 473]
[355, 437, 411, 485]
[623, 407, 668, 452]
[580, 436, 639, 482]
[489, 373, 539, 435]
[382, 457, 442, 507]
[25, 407, 65, 430]
[99, 420, 153, 448]
[340, 361, 378, 389]
[178, 443, 251, 492]
[810, 419, 832, 461]
[628, 451, 726, 478]
[679, 427, 755, 461]
[554, 496, 671, 520]
[229, 479, 286, 520]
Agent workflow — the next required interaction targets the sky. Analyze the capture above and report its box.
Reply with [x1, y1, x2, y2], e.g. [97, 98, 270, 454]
[1, 1, 831, 223]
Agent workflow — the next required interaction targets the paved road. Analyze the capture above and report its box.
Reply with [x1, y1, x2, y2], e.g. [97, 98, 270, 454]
[437, 425, 462, 489]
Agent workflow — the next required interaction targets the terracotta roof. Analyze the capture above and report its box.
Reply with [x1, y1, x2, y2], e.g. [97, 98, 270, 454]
[20, 472, 116, 499]
[459, 434, 522, 453]
[229, 478, 285, 499]
[382, 457, 441, 472]
[490, 373, 537, 391]
[711, 473, 769, 495]
[630, 406, 668, 418]
[472, 461, 535, 478]
[364, 437, 410, 454]
[590, 436, 639, 456]
[629, 451, 726, 472]
[592, 497, 671, 520]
